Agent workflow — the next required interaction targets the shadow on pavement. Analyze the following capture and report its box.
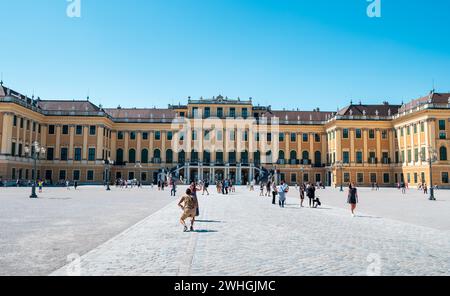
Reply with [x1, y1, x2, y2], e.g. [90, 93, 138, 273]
[195, 220, 223, 223]
[191, 229, 218, 233]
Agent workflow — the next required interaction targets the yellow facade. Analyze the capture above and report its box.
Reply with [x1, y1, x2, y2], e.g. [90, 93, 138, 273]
[0, 87, 449, 187]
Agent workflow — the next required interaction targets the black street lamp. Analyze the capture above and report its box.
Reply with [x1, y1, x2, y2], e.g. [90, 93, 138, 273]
[334, 161, 344, 191]
[24, 141, 46, 198]
[103, 158, 114, 191]
[421, 147, 437, 200]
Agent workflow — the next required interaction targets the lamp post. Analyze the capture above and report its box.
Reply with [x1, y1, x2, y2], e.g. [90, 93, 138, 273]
[103, 158, 114, 191]
[135, 162, 142, 185]
[334, 161, 344, 191]
[24, 141, 46, 198]
[421, 147, 437, 200]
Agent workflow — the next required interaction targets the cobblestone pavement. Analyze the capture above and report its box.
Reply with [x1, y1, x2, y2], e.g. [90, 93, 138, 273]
[0, 186, 173, 276]
[52, 187, 450, 276]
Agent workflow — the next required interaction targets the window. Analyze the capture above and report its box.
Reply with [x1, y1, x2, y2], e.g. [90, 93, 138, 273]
[439, 120, 446, 131]
[400, 128, 404, 136]
[74, 148, 82, 161]
[32, 122, 36, 132]
[204, 130, 210, 141]
[26, 120, 30, 130]
[383, 173, 390, 184]
[414, 173, 418, 184]
[401, 151, 405, 163]
[414, 148, 419, 162]
[59, 170, 66, 181]
[89, 125, 96, 135]
[129, 149, 136, 163]
[192, 130, 197, 141]
[442, 172, 449, 184]
[267, 133, 272, 142]
[242, 108, 248, 118]
[73, 170, 80, 181]
[155, 131, 161, 140]
[243, 131, 248, 141]
[421, 122, 424, 132]
[229, 108, 236, 118]
[279, 133, 284, 142]
[204, 107, 210, 118]
[62, 125, 69, 135]
[357, 173, 364, 184]
[142, 132, 148, 140]
[407, 149, 412, 163]
[407, 126, 410, 135]
[217, 107, 223, 118]
[255, 133, 260, 142]
[343, 151, 350, 163]
[355, 129, 362, 139]
[13, 116, 17, 126]
[382, 152, 389, 164]
[179, 112, 185, 117]
[230, 130, 236, 141]
[118, 131, 124, 140]
[167, 131, 173, 140]
[141, 149, 149, 163]
[344, 173, 350, 183]
[87, 170, 94, 181]
[88, 148, 96, 161]
[11, 143, 16, 156]
[370, 173, 377, 183]
[343, 129, 349, 139]
[48, 125, 55, 134]
[439, 132, 446, 139]
[382, 130, 388, 139]
[290, 173, 297, 183]
[413, 124, 417, 134]
[192, 107, 199, 118]
[315, 133, 321, 142]
[217, 131, 223, 141]
[47, 148, 54, 160]
[60, 148, 68, 161]
[369, 129, 375, 139]
[130, 132, 136, 140]
[356, 151, 363, 164]
[303, 173, 309, 182]
[440, 146, 448, 161]
[290, 133, 296, 142]
[76, 125, 83, 135]
[20, 118, 24, 128]
[302, 133, 308, 142]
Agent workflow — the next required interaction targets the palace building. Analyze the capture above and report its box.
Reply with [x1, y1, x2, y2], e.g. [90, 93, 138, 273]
[0, 83, 449, 187]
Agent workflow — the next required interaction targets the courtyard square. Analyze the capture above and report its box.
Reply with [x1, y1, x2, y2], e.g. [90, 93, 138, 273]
[2, 185, 446, 276]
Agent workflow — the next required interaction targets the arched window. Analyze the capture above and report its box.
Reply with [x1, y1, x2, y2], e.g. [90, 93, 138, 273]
[278, 150, 285, 160]
[116, 148, 124, 164]
[153, 149, 161, 159]
[290, 150, 297, 160]
[191, 150, 199, 162]
[440, 146, 448, 161]
[229, 151, 236, 164]
[178, 150, 185, 164]
[166, 149, 173, 163]
[265, 150, 272, 163]
[141, 149, 149, 163]
[216, 151, 224, 164]
[203, 150, 211, 164]
[241, 150, 248, 164]
[302, 150, 309, 160]
[128, 149, 136, 163]
[314, 151, 322, 166]
[254, 150, 261, 164]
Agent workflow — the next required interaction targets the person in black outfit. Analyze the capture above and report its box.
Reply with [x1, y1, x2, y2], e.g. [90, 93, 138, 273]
[306, 183, 316, 208]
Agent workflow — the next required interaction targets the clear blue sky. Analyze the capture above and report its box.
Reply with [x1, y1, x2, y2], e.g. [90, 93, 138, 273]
[1, 0, 450, 110]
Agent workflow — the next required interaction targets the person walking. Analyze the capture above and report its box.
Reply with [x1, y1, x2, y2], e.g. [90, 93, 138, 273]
[306, 183, 316, 208]
[400, 181, 406, 194]
[266, 181, 271, 197]
[271, 182, 277, 204]
[170, 179, 177, 196]
[277, 181, 289, 208]
[177, 188, 198, 232]
[38, 180, 43, 193]
[74, 180, 78, 190]
[423, 183, 428, 195]
[202, 179, 209, 195]
[299, 183, 305, 207]
[347, 183, 358, 217]
[66, 180, 70, 190]
[259, 182, 264, 196]
[190, 182, 201, 217]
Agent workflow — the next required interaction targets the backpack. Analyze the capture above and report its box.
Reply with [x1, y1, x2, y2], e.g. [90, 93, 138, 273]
[184, 195, 195, 209]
